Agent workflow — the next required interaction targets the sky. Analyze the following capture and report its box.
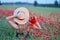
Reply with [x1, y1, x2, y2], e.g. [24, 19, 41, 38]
[1, 0, 60, 4]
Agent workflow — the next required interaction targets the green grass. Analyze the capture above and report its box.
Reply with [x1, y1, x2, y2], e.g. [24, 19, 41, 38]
[0, 19, 60, 40]
[0, 5, 60, 40]
[0, 17, 38, 40]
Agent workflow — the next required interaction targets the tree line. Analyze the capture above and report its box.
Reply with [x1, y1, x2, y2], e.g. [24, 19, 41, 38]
[0, 0, 59, 7]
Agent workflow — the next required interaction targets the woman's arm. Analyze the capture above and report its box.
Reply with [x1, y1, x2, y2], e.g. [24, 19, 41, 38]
[8, 20, 19, 30]
[36, 22, 42, 29]
[6, 15, 19, 30]
[34, 16, 42, 30]
[6, 15, 16, 20]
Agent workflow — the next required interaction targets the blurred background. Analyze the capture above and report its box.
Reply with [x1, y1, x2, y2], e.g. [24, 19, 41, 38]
[0, 0, 60, 40]
[0, 0, 60, 15]
[0, 0, 60, 7]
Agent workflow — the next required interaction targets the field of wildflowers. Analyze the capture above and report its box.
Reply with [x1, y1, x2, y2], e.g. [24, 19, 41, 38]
[0, 5, 60, 40]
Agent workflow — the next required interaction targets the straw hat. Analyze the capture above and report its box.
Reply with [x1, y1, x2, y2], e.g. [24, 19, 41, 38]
[14, 7, 29, 24]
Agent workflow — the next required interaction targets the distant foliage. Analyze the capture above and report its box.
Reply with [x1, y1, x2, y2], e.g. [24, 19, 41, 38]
[34, 1, 38, 6]
[0, 1, 2, 5]
[54, 0, 58, 7]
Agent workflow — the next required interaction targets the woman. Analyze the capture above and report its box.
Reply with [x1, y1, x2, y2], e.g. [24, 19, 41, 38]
[6, 7, 41, 40]
[6, 7, 30, 40]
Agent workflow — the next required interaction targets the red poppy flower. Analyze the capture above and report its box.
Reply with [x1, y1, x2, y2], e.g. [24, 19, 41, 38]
[39, 15, 46, 22]
[57, 21, 60, 28]
[37, 31, 43, 37]
[58, 22, 60, 24]
[43, 29, 47, 34]
[26, 28, 30, 32]
[44, 34, 49, 39]
[21, 37, 25, 40]
[0, 10, 3, 14]
[50, 21, 54, 26]
[32, 30, 37, 35]
[53, 29, 58, 35]
[49, 13, 57, 18]
[47, 18, 55, 26]
[4, 10, 14, 16]
[0, 10, 14, 16]
[33, 37, 36, 40]
[29, 16, 37, 25]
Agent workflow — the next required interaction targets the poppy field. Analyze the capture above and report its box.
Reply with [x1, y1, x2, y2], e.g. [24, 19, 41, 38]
[0, 5, 60, 40]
